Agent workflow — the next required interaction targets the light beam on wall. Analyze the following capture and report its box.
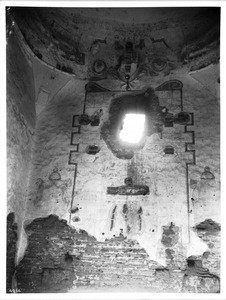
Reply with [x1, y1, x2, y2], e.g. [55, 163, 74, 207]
[119, 113, 146, 143]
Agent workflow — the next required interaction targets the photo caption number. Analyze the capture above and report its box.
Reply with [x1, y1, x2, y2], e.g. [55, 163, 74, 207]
[8, 288, 21, 293]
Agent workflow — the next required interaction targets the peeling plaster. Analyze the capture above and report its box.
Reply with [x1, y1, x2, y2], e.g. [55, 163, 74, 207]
[7, 7, 221, 292]
[16, 74, 219, 270]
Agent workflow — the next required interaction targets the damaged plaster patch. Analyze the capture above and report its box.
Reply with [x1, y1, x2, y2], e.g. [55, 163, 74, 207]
[182, 256, 220, 293]
[16, 215, 83, 292]
[16, 214, 216, 293]
[161, 222, 179, 247]
[17, 214, 190, 292]
[194, 219, 220, 232]
[188, 219, 220, 258]
[182, 275, 220, 293]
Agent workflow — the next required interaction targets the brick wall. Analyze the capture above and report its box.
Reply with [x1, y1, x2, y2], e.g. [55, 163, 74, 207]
[16, 215, 220, 293]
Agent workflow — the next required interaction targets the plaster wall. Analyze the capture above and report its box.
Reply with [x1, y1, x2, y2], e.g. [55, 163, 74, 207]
[25, 79, 83, 221]
[6, 35, 36, 290]
[7, 34, 36, 224]
[23, 72, 220, 273]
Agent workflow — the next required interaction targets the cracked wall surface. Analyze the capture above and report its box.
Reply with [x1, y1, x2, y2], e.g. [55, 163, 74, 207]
[16, 215, 220, 293]
[14, 69, 220, 292]
[6, 6, 220, 294]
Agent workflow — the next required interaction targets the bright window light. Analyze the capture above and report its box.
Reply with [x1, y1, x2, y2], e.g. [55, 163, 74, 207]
[119, 113, 146, 143]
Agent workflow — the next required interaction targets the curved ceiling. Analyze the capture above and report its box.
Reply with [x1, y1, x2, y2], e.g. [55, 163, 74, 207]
[57, 7, 205, 24]
[8, 7, 220, 81]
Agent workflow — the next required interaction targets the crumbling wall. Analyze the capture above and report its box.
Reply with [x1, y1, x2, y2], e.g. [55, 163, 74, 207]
[7, 7, 220, 294]
[16, 215, 220, 293]
[19, 69, 220, 293]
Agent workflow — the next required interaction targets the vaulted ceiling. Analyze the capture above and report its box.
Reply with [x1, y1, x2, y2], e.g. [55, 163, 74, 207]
[8, 7, 220, 82]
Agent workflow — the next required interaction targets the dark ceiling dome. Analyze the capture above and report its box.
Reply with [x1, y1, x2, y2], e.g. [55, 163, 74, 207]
[9, 7, 220, 77]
